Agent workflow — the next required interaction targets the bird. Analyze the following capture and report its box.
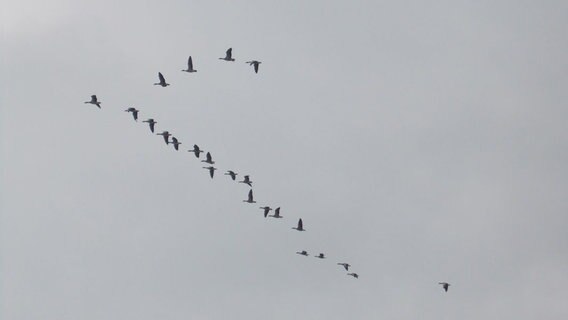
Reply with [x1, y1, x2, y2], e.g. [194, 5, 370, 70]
[203, 166, 217, 179]
[268, 207, 283, 218]
[337, 263, 351, 271]
[246, 60, 261, 73]
[239, 175, 252, 187]
[201, 152, 214, 164]
[292, 218, 305, 231]
[171, 137, 181, 150]
[84, 95, 101, 108]
[124, 107, 139, 121]
[188, 144, 203, 158]
[347, 273, 359, 279]
[259, 206, 272, 218]
[156, 131, 171, 144]
[243, 189, 256, 203]
[154, 72, 169, 87]
[224, 170, 237, 180]
[143, 119, 157, 133]
[439, 282, 450, 292]
[182, 56, 197, 73]
[296, 250, 309, 256]
[219, 48, 235, 61]
[315, 253, 326, 259]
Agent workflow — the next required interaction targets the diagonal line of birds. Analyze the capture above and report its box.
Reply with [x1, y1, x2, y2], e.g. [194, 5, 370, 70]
[84, 47, 452, 289]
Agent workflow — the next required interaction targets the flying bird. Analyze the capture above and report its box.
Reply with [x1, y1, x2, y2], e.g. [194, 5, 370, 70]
[239, 175, 252, 187]
[154, 72, 170, 87]
[439, 282, 450, 292]
[188, 144, 203, 158]
[182, 56, 197, 73]
[219, 48, 235, 61]
[292, 218, 305, 231]
[296, 250, 309, 256]
[269, 207, 283, 218]
[143, 119, 157, 133]
[347, 273, 359, 279]
[203, 166, 217, 179]
[315, 253, 326, 259]
[243, 189, 256, 203]
[124, 107, 139, 121]
[84, 95, 101, 108]
[259, 206, 272, 218]
[171, 137, 181, 150]
[246, 60, 261, 73]
[201, 152, 214, 164]
[337, 263, 351, 271]
[224, 170, 237, 180]
[157, 131, 171, 144]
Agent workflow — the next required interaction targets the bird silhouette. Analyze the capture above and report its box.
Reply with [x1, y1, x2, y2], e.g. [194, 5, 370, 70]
[292, 218, 305, 231]
[259, 206, 272, 217]
[239, 175, 252, 187]
[188, 144, 203, 158]
[439, 282, 450, 292]
[201, 152, 214, 164]
[224, 170, 237, 180]
[347, 273, 359, 279]
[182, 56, 197, 73]
[171, 137, 181, 151]
[246, 60, 261, 73]
[156, 131, 171, 144]
[296, 250, 309, 256]
[202, 166, 217, 179]
[268, 207, 283, 218]
[153, 72, 170, 87]
[142, 119, 157, 133]
[243, 189, 256, 203]
[124, 107, 139, 121]
[219, 48, 235, 61]
[84, 95, 101, 108]
[337, 263, 351, 271]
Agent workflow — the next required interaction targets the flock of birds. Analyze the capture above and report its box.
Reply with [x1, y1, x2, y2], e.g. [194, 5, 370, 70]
[84, 47, 451, 290]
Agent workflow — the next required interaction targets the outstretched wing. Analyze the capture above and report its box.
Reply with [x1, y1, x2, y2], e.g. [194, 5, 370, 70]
[254, 62, 259, 73]
[188, 56, 193, 69]
[248, 189, 254, 202]
[226, 48, 232, 59]
[298, 219, 303, 229]
[158, 72, 165, 83]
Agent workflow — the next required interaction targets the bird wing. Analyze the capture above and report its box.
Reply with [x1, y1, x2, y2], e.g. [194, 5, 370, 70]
[226, 48, 232, 59]
[254, 63, 259, 73]
[210, 168, 214, 178]
[298, 219, 303, 229]
[188, 56, 193, 69]
[133, 110, 138, 121]
[149, 122, 155, 132]
[158, 72, 165, 83]
[206, 152, 212, 162]
[248, 190, 253, 201]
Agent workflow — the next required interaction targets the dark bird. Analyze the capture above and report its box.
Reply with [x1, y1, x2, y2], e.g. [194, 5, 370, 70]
[259, 206, 272, 217]
[315, 253, 326, 259]
[124, 107, 139, 121]
[292, 218, 305, 231]
[224, 170, 237, 180]
[239, 175, 253, 187]
[246, 60, 261, 73]
[143, 119, 157, 133]
[203, 166, 217, 179]
[157, 131, 171, 144]
[269, 207, 283, 218]
[182, 56, 197, 73]
[201, 152, 214, 164]
[188, 144, 203, 158]
[337, 263, 351, 271]
[84, 95, 101, 108]
[439, 282, 450, 292]
[347, 273, 359, 279]
[171, 137, 181, 150]
[296, 250, 309, 256]
[243, 189, 256, 203]
[154, 72, 170, 87]
[219, 48, 235, 61]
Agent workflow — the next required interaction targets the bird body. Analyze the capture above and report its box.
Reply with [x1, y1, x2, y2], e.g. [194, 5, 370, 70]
[292, 218, 305, 231]
[84, 95, 101, 108]
[154, 72, 170, 87]
[243, 189, 256, 203]
[182, 56, 197, 73]
[246, 60, 261, 73]
[203, 166, 217, 179]
[143, 119, 157, 133]
[157, 131, 171, 144]
[219, 48, 235, 61]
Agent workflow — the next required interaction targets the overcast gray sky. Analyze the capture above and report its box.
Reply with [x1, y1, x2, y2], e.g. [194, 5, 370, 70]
[2, 0, 568, 319]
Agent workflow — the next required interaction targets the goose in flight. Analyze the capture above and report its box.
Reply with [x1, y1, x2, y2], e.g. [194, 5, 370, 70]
[124, 107, 139, 121]
[259, 206, 272, 218]
[171, 137, 181, 151]
[347, 273, 359, 279]
[219, 48, 235, 61]
[84, 95, 101, 108]
[243, 189, 256, 203]
[292, 218, 305, 231]
[201, 152, 215, 164]
[269, 207, 283, 218]
[439, 282, 450, 292]
[296, 250, 309, 256]
[224, 170, 237, 180]
[246, 60, 261, 73]
[203, 166, 217, 179]
[157, 131, 171, 144]
[143, 119, 157, 133]
[188, 144, 203, 158]
[182, 56, 197, 73]
[337, 263, 351, 271]
[315, 253, 326, 259]
[239, 175, 252, 187]
[154, 72, 170, 87]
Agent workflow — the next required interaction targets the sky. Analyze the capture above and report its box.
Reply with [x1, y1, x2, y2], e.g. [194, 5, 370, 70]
[2, 1, 568, 319]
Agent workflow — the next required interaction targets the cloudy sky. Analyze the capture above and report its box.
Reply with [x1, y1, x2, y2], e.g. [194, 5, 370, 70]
[2, 1, 568, 319]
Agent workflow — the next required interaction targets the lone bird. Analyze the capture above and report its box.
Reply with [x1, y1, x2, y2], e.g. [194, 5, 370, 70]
[201, 152, 214, 164]
[188, 144, 203, 158]
[219, 48, 235, 61]
[347, 273, 359, 279]
[143, 119, 157, 133]
[157, 131, 171, 144]
[124, 107, 139, 121]
[259, 206, 272, 217]
[243, 189, 256, 203]
[224, 170, 237, 180]
[439, 282, 450, 292]
[296, 250, 309, 256]
[182, 56, 197, 73]
[239, 175, 253, 187]
[292, 218, 305, 231]
[171, 137, 181, 151]
[203, 166, 217, 179]
[315, 253, 326, 259]
[337, 263, 351, 271]
[246, 60, 261, 73]
[269, 207, 283, 218]
[84, 95, 101, 108]
[154, 72, 169, 87]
